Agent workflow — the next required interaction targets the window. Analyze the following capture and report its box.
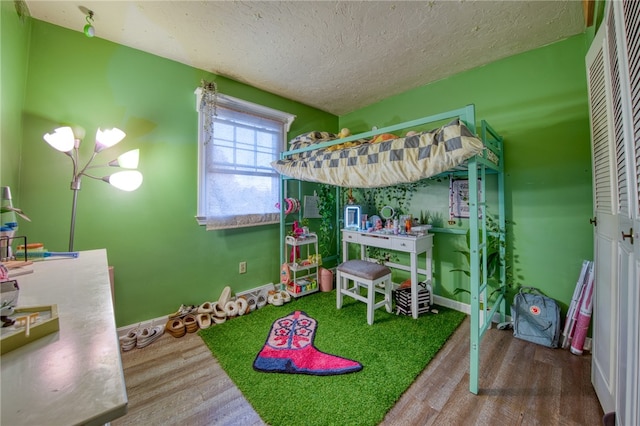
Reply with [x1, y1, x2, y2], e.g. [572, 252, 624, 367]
[195, 86, 295, 230]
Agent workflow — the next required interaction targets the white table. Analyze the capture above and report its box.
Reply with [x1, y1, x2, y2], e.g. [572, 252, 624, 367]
[1, 249, 127, 426]
[341, 230, 433, 319]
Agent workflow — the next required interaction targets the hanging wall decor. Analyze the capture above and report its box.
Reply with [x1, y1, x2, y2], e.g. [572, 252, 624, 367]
[449, 178, 482, 219]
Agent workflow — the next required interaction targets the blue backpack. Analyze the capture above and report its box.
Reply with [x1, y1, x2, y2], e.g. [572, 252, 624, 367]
[511, 287, 561, 348]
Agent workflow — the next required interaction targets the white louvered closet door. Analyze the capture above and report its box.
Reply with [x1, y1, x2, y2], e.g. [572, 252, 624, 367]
[587, 1, 640, 422]
[615, 1, 640, 424]
[586, 17, 618, 415]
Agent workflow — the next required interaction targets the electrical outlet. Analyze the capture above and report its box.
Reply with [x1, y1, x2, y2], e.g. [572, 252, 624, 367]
[239, 261, 247, 274]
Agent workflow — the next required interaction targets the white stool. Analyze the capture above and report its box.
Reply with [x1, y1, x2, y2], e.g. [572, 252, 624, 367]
[336, 260, 393, 325]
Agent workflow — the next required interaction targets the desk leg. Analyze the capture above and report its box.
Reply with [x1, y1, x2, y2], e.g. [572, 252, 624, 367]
[426, 247, 433, 306]
[342, 239, 349, 263]
[410, 252, 418, 319]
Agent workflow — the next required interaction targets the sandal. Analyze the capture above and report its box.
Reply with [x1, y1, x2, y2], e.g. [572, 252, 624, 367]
[268, 292, 283, 306]
[184, 314, 198, 333]
[224, 300, 239, 318]
[198, 301, 214, 314]
[212, 302, 227, 324]
[280, 290, 292, 303]
[246, 296, 257, 312]
[166, 318, 186, 338]
[218, 286, 231, 307]
[236, 296, 249, 315]
[257, 294, 267, 309]
[196, 313, 212, 329]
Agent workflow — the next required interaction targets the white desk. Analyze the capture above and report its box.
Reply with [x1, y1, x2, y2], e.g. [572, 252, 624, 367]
[341, 230, 433, 319]
[1, 249, 128, 426]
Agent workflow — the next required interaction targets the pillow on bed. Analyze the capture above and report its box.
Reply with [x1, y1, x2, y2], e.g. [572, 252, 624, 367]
[370, 133, 398, 143]
[325, 137, 373, 152]
[289, 131, 337, 151]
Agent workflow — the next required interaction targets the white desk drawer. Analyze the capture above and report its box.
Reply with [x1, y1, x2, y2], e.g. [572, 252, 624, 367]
[342, 232, 359, 243]
[357, 233, 392, 249]
[392, 238, 416, 251]
[394, 234, 433, 252]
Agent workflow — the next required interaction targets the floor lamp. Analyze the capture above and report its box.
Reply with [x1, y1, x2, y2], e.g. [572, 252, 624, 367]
[43, 126, 143, 252]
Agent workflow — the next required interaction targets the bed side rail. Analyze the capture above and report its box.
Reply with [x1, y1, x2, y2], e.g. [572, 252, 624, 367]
[281, 105, 477, 159]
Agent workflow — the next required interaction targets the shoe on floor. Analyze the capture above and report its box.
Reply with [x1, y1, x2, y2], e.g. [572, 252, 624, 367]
[224, 300, 239, 318]
[280, 290, 292, 303]
[184, 314, 199, 333]
[196, 313, 212, 329]
[168, 304, 197, 319]
[236, 296, 249, 316]
[198, 302, 214, 314]
[257, 294, 267, 309]
[268, 292, 284, 306]
[212, 301, 227, 324]
[119, 328, 139, 351]
[166, 318, 186, 338]
[136, 325, 164, 349]
[218, 286, 231, 307]
[246, 296, 257, 312]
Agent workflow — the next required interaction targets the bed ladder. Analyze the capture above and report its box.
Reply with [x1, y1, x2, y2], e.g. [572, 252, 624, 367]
[468, 120, 506, 394]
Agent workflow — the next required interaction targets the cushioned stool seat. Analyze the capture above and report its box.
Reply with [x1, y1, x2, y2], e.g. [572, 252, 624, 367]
[336, 260, 393, 325]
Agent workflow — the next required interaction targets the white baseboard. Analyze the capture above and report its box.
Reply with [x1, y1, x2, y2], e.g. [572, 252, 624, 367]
[433, 295, 512, 324]
[236, 282, 275, 298]
[434, 295, 469, 313]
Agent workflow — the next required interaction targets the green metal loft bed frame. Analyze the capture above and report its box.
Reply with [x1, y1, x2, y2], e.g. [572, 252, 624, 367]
[278, 105, 505, 394]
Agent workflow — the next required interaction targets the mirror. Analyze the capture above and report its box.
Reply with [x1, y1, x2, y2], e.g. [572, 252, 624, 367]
[344, 205, 361, 230]
[380, 205, 395, 220]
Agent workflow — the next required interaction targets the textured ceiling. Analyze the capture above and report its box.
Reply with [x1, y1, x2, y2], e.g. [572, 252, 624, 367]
[24, 1, 585, 115]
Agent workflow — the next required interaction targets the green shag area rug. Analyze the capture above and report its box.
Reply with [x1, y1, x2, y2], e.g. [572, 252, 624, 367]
[199, 291, 465, 426]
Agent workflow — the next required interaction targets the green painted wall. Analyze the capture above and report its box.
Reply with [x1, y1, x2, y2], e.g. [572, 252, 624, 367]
[1, 0, 31, 208]
[340, 34, 593, 312]
[8, 18, 336, 326]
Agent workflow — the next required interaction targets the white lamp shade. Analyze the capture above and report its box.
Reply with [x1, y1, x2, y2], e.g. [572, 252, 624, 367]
[112, 149, 140, 169]
[95, 128, 126, 152]
[105, 170, 143, 191]
[43, 127, 75, 152]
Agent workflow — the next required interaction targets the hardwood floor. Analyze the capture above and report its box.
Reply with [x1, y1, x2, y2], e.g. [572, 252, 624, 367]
[112, 316, 603, 426]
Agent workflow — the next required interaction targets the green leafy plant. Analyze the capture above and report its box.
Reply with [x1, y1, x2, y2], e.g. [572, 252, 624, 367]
[316, 184, 337, 257]
[450, 215, 513, 302]
[352, 180, 430, 216]
[366, 246, 399, 265]
[420, 209, 445, 227]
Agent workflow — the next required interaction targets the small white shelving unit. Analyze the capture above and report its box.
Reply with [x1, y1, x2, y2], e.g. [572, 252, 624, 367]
[285, 233, 319, 298]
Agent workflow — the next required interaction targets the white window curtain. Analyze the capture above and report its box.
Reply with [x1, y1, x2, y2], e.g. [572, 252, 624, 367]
[195, 83, 295, 230]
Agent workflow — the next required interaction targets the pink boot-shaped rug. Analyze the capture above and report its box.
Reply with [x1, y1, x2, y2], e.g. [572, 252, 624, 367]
[253, 310, 362, 375]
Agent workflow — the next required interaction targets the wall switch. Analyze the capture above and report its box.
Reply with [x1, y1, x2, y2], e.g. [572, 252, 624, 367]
[239, 261, 247, 274]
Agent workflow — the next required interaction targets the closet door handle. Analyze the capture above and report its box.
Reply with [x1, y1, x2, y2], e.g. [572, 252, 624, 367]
[589, 217, 597, 226]
[621, 228, 634, 244]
